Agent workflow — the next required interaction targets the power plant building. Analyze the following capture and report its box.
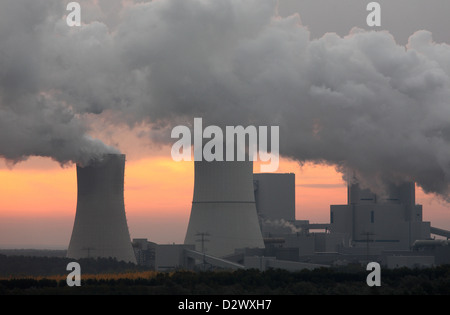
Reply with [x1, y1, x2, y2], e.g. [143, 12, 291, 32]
[330, 182, 431, 250]
[125, 163, 450, 270]
[184, 159, 265, 257]
[67, 154, 137, 264]
[253, 173, 296, 235]
[62, 153, 447, 270]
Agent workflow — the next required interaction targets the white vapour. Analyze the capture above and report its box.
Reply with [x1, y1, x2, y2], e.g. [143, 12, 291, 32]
[263, 219, 302, 234]
[1, 0, 450, 200]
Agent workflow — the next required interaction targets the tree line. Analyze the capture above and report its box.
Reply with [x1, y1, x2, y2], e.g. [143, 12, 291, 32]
[0, 254, 147, 278]
[1, 256, 450, 295]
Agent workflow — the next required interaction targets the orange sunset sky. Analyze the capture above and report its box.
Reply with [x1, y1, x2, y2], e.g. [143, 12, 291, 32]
[1, 127, 450, 250]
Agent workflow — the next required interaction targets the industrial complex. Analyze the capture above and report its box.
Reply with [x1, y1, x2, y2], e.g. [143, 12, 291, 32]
[66, 153, 450, 271]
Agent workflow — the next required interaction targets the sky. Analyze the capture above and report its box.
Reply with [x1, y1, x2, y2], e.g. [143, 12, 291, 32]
[1, 0, 450, 248]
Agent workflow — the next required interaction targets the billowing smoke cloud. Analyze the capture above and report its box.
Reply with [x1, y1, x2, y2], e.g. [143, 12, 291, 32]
[1, 0, 450, 200]
[0, 0, 120, 166]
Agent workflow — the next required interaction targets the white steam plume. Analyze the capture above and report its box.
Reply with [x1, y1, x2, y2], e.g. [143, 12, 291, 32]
[1, 0, 450, 201]
[263, 219, 302, 234]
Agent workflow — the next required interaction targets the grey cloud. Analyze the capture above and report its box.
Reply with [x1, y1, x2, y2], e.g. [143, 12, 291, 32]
[1, 0, 450, 201]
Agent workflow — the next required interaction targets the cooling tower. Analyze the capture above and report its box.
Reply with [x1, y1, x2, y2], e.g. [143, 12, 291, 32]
[67, 154, 137, 264]
[184, 159, 265, 257]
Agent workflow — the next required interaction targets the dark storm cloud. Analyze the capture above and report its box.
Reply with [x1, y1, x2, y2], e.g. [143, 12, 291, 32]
[1, 0, 450, 199]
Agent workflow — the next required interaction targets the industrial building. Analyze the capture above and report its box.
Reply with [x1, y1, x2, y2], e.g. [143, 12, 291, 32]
[330, 182, 431, 251]
[135, 170, 450, 271]
[67, 154, 137, 264]
[184, 159, 265, 257]
[65, 154, 450, 271]
[253, 173, 296, 235]
[132, 238, 156, 268]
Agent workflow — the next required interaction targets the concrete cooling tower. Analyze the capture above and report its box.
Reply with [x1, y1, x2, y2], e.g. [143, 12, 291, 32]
[184, 159, 265, 257]
[67, 154, 136, 264]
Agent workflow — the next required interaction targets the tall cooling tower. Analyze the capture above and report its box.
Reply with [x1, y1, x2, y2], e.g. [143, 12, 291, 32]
[184, 159, 265, 257]
[67, 154, 136, 264]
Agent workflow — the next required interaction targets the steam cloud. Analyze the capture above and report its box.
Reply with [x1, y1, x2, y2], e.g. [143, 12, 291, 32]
[263, 219, 302, 234]
[1, 0, 450, 200]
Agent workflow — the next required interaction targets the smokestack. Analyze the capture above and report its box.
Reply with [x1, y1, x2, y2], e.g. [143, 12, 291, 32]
[184, 159, 265, 257]
[67, 154, 136, 264]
